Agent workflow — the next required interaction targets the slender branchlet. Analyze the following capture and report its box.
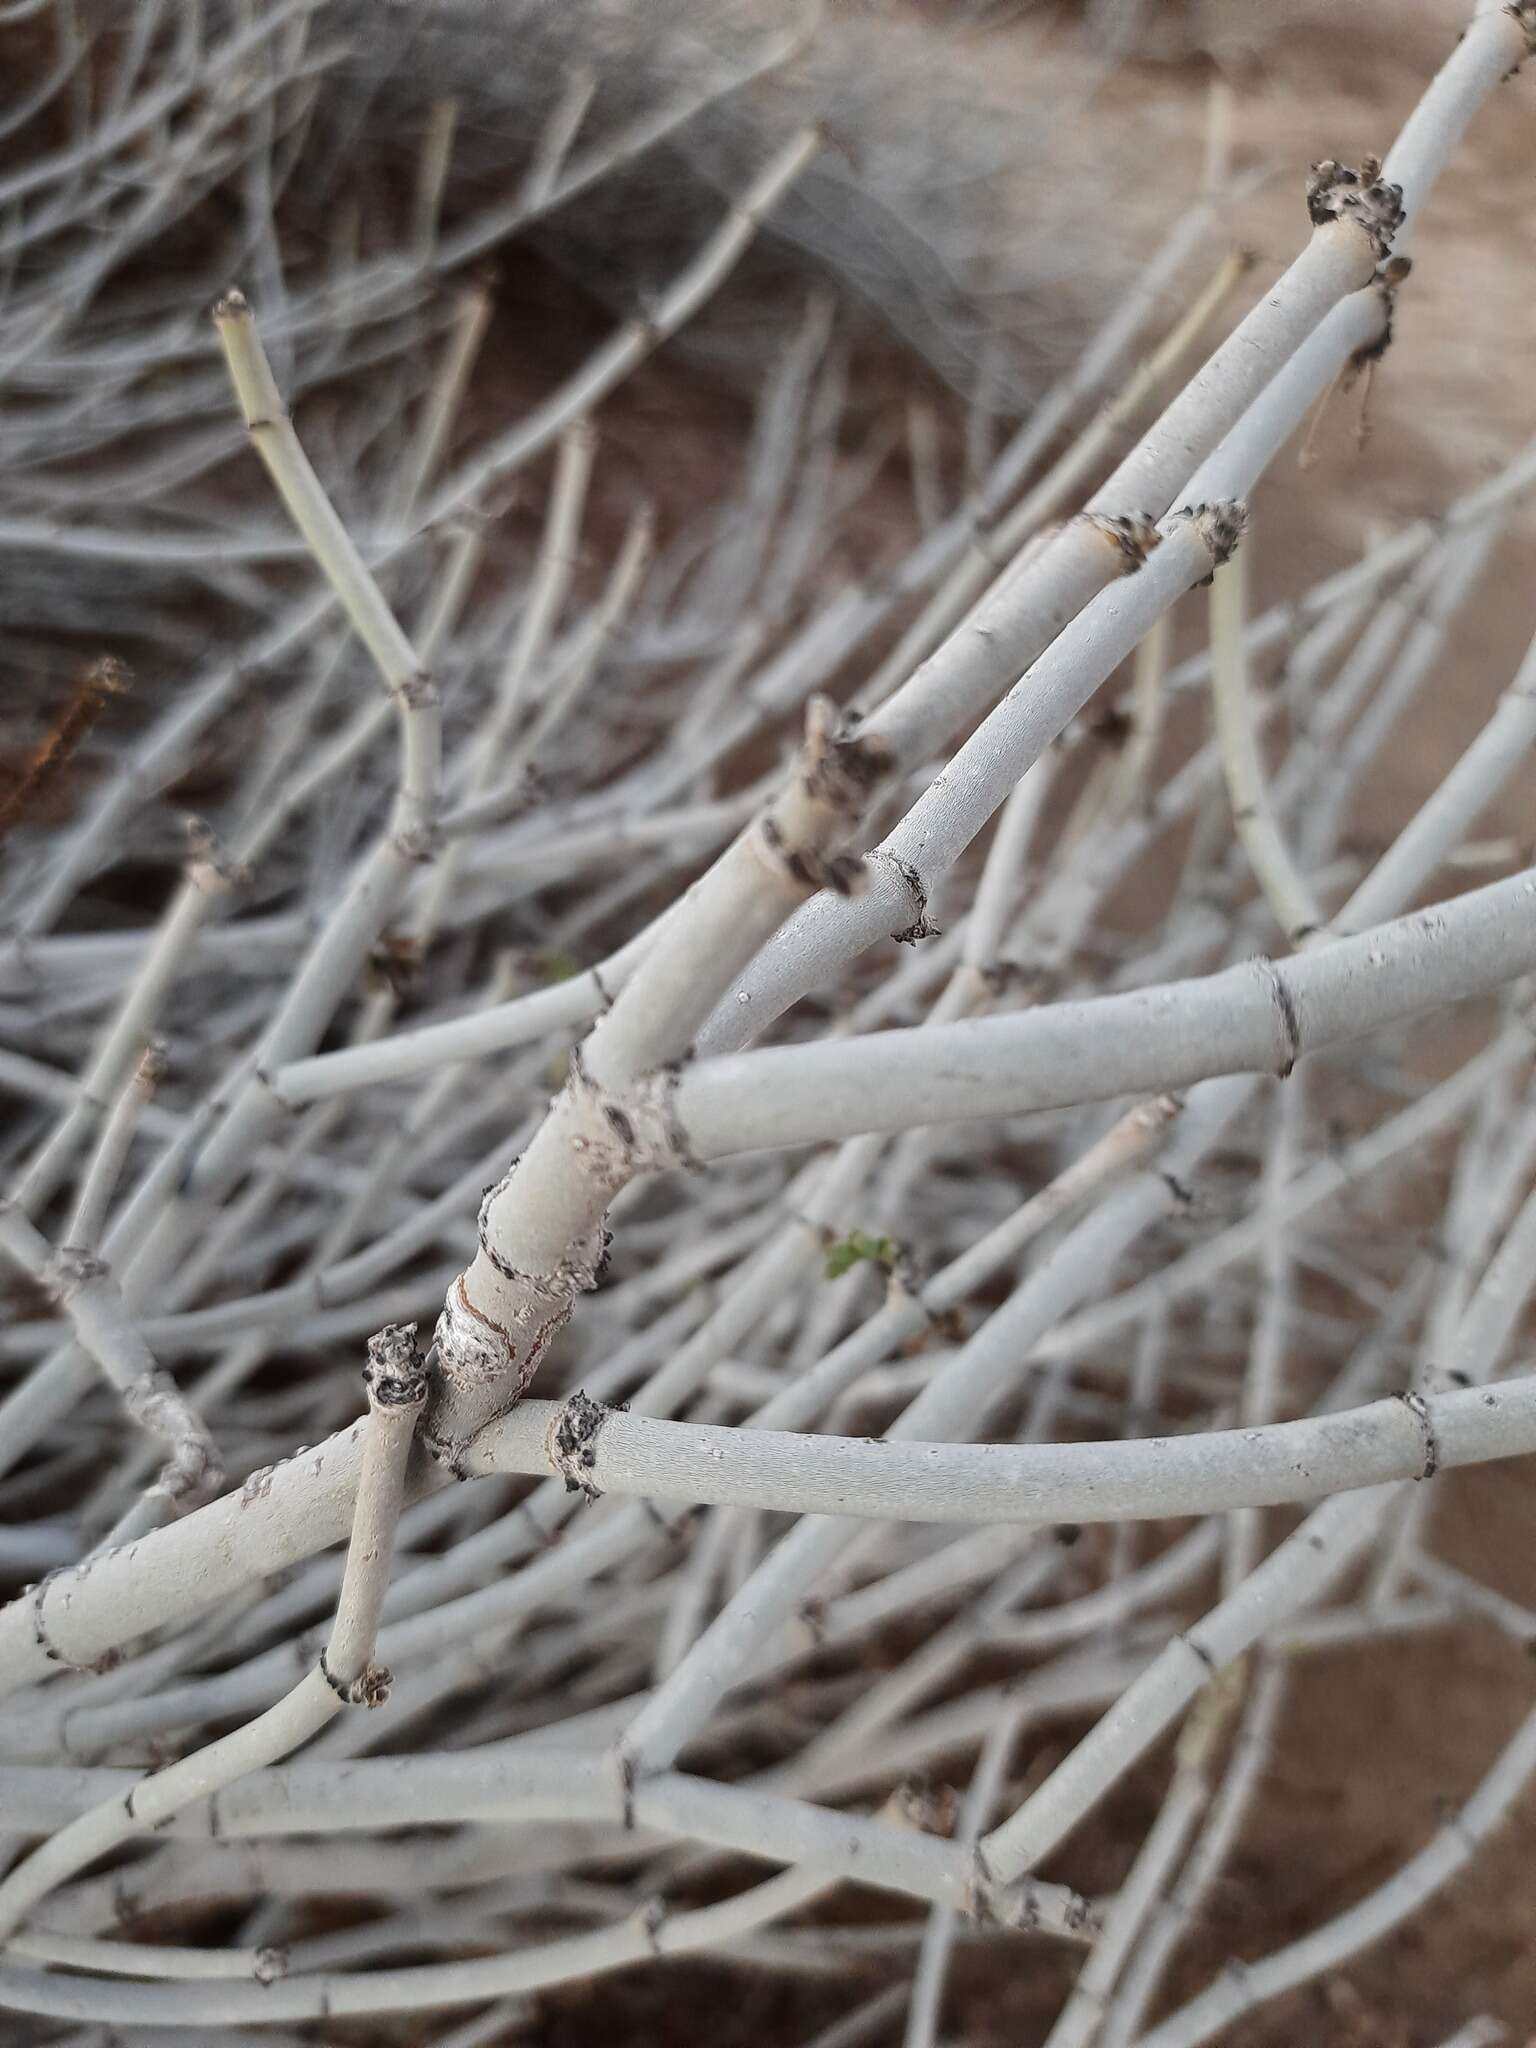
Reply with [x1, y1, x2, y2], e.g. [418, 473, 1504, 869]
[425, 690, 893, 1461]
[0, 1325, 423, 1946]
[1209, 538, 1327, 947]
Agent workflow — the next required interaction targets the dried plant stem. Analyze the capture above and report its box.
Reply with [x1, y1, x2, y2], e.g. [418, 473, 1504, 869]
[384, 273, 495, 528]
[1133, 1701, 1536, 2048]
[615, 1080, 1255, 1778]
[477, 419, 596, 760]
[1299, 524, 1500, 871]
[1209, 541, 1324, 945]
[672, 868, 1536, 1158]
[859, 235, 1248, 718]
[862, 205, 1363, 781]
[1105, 610, 1170, 818]
[1042, 1765, 1207, 2048]
[904, 1700, 1031, 2048]
[424, 689, 895, 1460]
[92, 293, 448, 1321]
[13, 125, 803, 943]
[213, 288, 441, 847]
[420, 129, 820, 526]
[410, 421, 599, 946]
[10, 835, 251, 1216]
[703, 506, 1249, 1059]
[0, 1329, 424, 1948]
[464, 1371, 1536, 1527]
[1099, 1664, 1288, 2048]
[1224, 1071, 1304, 1591]
[1034, 1027, 1528, 1369]
[0, 1201, 219, 1521]
[980, 1170, 1536, 1885]
[63, 1041, 163, 1254]
[4, 9, 1535, 2028]
[0, 1100, 1173, 1695]
[410, 96, 458, 255]
[1338, 619, 1536, 930]
[272, 432, 1536, 1115]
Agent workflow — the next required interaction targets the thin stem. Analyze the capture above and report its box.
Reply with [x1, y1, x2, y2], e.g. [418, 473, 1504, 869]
[63, 1041, 163, 1253]
[0, 1327, 424, 1945]
[1209, 540, 1324, 945]
[464, 1373, 1536, 1528]
[980, 1170, 1536, 1885]
[1132, 1703, 1536, 2048]
[673, 869, 1536, 1159]
[213, 287, 441, 844]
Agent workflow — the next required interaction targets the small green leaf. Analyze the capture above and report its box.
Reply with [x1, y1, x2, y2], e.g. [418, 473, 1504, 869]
[823, 1230, 899, 1281]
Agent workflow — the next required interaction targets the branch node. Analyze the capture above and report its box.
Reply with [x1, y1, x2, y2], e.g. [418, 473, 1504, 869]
[1305, 157, 1404, 260]
[974, 1855, 1101, 1939]
[1392, 1388, 1441, 1479]
[563, 1045, 697, 1190]
[639, 1897, 667, 1955]
[474, 1186, 608, 1319]
[1352, 254, 1413, 370]
[548, 1387, 615, 1497]
[364, 1322, 428, 1411]
[390, 819, 443, 864]
[797, 693, 891, 813]
[752, 695, 891, 897]
[1254, 955, 1303, 1075]
[614, 1745, 638, 1831]
[758, 811, 866, 898]
[869, 850, 940, 944]
[1077, 511, 1162, 575]
[319, 1646, 393, 1707]
[1180, 1630, 1218, 1674]
[1173, 499, 1248, 583]
[46, 1244, 109, 1299]
[428, 1276, 520, 1404]
[395, 670, 440, 711]
[27, 1568, 99, 1672]
[1159, 1170, 1198, 1216]
[184, 814, 252, 892]
[124, 1370, 223, 1508]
